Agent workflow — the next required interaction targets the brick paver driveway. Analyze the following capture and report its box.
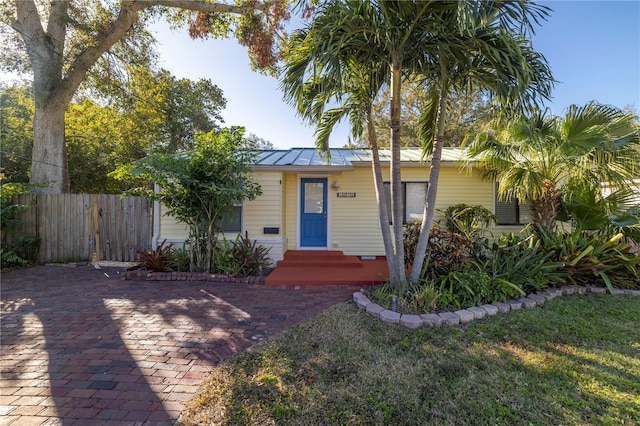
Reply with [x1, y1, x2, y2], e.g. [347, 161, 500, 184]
[1, 265, 359, 425]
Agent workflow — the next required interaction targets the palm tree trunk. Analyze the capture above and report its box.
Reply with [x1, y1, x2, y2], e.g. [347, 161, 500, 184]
[389, 56, 407, 287]
[410, 88, 448, 282]
[367, 109, 400, 283]
[531, 180, 561, 236]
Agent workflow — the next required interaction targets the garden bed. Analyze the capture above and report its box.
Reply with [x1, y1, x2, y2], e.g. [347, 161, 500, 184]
[123, 269, 266, 284]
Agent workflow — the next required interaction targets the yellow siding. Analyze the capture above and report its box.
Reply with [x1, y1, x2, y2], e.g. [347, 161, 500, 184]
[329, 167, 385, 255]
[158, 172, 288, 260]
[284, 173, 298, 250]
[420, 167, 494, 225]
[244, 171, 283, 239]
[158, 164, 505, 258]
[158, 204, 188, 240]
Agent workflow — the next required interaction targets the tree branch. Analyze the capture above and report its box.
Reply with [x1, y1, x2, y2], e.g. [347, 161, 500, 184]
[59, 0, 280, 106]
[58, 0, 144, 104]
[45, 0, 70, 74]
[141, 0, 275, 14]
[11, 0, 46, 64]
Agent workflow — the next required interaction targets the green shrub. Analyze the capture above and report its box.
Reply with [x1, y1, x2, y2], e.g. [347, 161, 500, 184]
[0, 180, 40, 268]
[167, 244, 190, 272]
[369, 282, 396, 310]
[212, 238, 243, 276]
[1, 247, 28, 268]
[405, 282, 441, 313]
[538, 230, 640, 291]
[420, 227, 473, 280]
[368, 281, 441, 315]
[435, 268, 491, 309]
[8, 233, 40, 263]
[483, 233, 567, 294]
[403, 221, 422, 266]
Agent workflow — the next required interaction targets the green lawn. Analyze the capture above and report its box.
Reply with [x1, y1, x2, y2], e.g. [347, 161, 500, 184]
[179, 295, 640, 425]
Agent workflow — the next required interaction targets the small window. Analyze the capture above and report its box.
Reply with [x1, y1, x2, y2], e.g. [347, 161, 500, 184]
[383, 182, 428, 224]
[495, 184, 531, 225]
[217, 205, 242, 233]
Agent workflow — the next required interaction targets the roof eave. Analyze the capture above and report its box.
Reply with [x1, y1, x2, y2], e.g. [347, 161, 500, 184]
[251, 165, 355, 172]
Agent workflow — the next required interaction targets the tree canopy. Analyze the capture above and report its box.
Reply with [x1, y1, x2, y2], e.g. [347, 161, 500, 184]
[347, 81, 494, 149]
[0, 82, 33, 183]
[1, 0, 293, 193]
[1, 64, 230, 193]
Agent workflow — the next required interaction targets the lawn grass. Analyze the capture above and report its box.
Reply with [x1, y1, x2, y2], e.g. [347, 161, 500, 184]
[178, 294, 640, 425]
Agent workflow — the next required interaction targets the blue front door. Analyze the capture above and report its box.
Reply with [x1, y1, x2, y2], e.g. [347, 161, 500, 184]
[300, 178, 327, 247]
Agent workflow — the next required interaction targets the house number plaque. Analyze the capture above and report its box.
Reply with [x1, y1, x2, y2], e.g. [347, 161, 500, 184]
[337, 192, 356, 198]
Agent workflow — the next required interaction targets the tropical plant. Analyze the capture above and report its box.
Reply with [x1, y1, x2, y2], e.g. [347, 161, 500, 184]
[408, 1, 554, 282]
[417, 226, 474, 282]
[212, 238, 244, 276]
[232, 231, 271, 277]
[282, 0, 554, 286]
[167, 244, 191, 272]
[537, 230, 640, 292]
[367, 281, 441, 315]
[440, 204, 497, 240]
[135, 239, 174, 272]
[111, 127, 261, 273]
[482, 234, 566, 294]
[405, 282, 441, 314]
[435, 269, 495, 309]
[561, 182, 640, 243]
[466, 102, 640, 237]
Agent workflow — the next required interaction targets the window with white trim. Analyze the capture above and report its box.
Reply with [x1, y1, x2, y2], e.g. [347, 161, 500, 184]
[383, 182, 428, 224]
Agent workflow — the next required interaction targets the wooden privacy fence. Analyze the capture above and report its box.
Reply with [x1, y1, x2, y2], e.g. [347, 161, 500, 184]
[10, 194, 152, 263]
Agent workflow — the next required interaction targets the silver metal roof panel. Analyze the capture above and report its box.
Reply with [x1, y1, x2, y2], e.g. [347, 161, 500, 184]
[251, 147, 464, 167]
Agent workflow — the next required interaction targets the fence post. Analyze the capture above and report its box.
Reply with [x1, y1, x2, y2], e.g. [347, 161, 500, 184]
[92, 194, 101, 263]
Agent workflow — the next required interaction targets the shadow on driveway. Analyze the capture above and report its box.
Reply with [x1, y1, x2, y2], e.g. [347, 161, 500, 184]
[0, 265, 358, 424]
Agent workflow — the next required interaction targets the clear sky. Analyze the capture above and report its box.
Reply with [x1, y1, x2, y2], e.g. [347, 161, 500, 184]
[149, 0, 640, 149]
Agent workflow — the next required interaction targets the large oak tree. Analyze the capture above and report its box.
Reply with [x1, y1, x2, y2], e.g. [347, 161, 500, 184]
[1, 0, 289, 193]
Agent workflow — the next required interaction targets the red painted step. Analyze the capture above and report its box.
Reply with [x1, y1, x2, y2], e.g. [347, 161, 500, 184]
[265, 250, 389, 286]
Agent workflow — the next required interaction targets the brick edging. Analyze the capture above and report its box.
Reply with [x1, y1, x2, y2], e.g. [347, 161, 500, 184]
[124, 270, 265, 284]
[353, 286, 640, 329]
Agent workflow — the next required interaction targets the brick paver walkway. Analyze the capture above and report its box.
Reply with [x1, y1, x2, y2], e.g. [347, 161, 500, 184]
[1, 265, 359, 425]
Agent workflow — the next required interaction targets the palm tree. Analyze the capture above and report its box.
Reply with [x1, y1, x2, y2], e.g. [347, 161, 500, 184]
[466, 101, 640, 237]
[406, 1, 555, 282]
[283, 0, 431, 286]
[282, 0, 554, 286]
[282, 3, 404, 283]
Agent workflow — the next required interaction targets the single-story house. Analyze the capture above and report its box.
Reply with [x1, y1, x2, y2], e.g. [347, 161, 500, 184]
[152, 147, 530, 266]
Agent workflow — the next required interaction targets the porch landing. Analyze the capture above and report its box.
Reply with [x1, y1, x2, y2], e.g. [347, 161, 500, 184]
[265, 250, 389, 286]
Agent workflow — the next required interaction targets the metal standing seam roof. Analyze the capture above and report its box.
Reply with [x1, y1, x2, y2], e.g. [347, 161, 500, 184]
[252, 147, 465, 167]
